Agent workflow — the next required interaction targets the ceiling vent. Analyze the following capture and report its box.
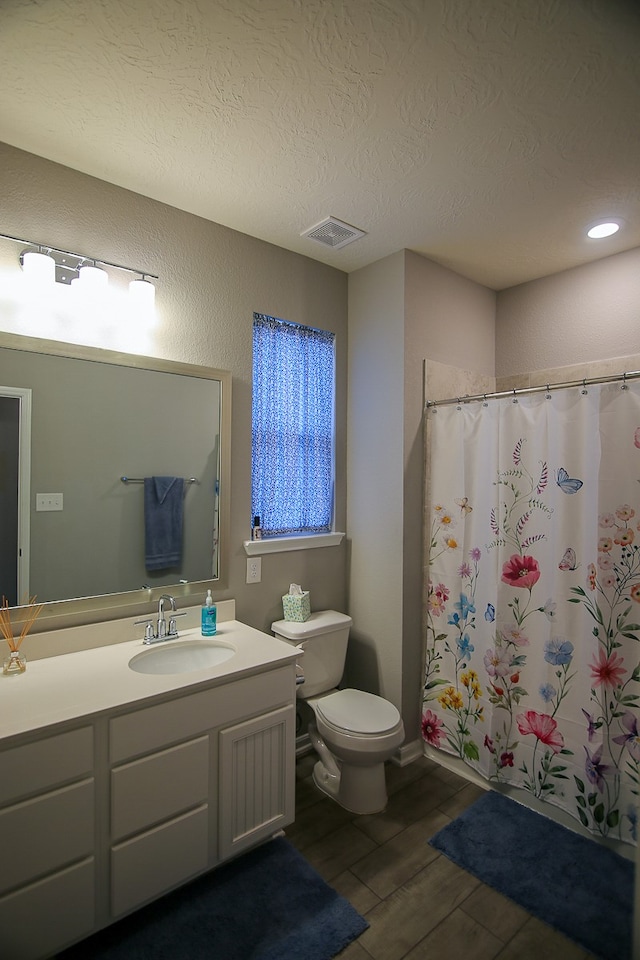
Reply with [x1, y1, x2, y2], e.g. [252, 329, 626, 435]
[301, 216, 366, 250]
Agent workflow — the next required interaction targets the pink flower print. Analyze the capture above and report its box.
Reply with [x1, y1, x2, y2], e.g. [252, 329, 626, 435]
[499, 751, 514, 768]
[484, 735, 496, 754]
[613, 712, 640, 761]
[421, 709, 445, 747]
[598, 537, 613, 553]
[615, 528, 635, 547]
[631, 584, 640, 604]
[501, 554, 541, 589]
[597, 554, 614, 571]
[590, 649, 626, 688]
[587, 563, 597, 591]
[458, 561, 472, 578]
[500, 625, 530, 647]
[616, 505, 635, 522]
[602, 573, 616, 590]
[484, 647, 512, 678]
[516, 710, 565, 753]
[469, 547, 482, 562]
[599, 513, 616, 528]
[428, 582, 449, 617]
[635, 427, 640, 449]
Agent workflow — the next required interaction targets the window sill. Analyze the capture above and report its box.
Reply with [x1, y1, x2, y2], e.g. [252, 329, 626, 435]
[243, 532, 345, 556]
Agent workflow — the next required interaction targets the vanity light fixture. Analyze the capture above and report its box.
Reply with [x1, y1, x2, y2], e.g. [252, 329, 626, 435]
[586, 220, 622, 239]
[1, 232, 157, 301]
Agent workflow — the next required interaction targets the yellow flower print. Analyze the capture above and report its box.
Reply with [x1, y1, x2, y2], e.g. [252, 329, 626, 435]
[438, 685, 463, 710]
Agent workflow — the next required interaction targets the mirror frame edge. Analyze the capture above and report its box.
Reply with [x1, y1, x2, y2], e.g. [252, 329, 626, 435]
[0, 331, 232, 632]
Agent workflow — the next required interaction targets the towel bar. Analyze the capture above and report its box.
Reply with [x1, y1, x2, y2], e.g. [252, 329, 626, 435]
[120, 476, 199, 484]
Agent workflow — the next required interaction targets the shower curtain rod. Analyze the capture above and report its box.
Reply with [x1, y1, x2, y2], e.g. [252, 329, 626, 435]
[425, 369, 640, 408]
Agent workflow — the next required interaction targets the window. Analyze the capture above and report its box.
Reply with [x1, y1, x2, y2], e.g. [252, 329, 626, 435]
[252, 313, 335, 538]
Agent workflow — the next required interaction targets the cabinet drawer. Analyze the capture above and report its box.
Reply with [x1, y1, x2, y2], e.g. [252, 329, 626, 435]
[111, 736, 209, 840]
[110, 666, 293, 762]
[0, 857, 95, 960]
[0, 726, 93, 806]
[0, 779, 94, 895]
[111, 804, 209, 917]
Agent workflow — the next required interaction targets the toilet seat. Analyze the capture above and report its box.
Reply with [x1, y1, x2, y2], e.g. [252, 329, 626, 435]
[314, 688, 401, 735]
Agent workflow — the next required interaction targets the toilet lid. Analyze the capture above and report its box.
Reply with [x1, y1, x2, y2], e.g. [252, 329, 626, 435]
[315, 688, 401, 734]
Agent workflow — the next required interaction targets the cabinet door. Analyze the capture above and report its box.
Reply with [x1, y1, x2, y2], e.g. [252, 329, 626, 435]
[0, 779, 94, 895]
[218, 705, 295, 860]
[0, 858, 94, 960]
[111, 805, 209, 917]
[111, 736, 209, 841]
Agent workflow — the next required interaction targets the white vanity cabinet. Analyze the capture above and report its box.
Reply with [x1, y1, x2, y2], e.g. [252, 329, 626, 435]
[0, 642, 297, 960]
[0, 726, 96, 960]
[108, 665, 296, 917]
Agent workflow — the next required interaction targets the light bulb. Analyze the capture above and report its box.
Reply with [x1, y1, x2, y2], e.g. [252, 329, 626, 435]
[129, 277, 155, 307]
[78, 263, 108, 289]
[21, 249, 55, 285]
[587, 222, 621, 239]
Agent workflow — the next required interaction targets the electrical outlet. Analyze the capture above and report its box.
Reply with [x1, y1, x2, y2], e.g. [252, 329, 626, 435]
[246, 557, 262, 583]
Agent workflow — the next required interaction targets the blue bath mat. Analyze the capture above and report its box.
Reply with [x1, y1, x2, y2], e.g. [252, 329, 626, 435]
[56, 836, 368, 959]
[430, 790, 633, 960]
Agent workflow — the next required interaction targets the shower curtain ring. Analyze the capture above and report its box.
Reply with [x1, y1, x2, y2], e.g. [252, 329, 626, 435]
[581, 378, 588, 395]
[545, 384, 551, 399]
[622, 373, 628, 390]
[512, 389, 518, 403]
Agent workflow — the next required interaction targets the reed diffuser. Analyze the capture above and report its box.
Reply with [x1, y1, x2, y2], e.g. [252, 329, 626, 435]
[1, 596, 44, 675]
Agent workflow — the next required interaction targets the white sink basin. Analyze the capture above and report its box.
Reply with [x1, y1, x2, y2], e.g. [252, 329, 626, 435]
[129, 638, 236, 675]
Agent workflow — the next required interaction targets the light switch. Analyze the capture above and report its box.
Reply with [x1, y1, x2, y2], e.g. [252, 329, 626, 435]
[36, 493, 64, 512]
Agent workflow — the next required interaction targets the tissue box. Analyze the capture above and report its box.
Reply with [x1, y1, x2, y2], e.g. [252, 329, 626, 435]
[282, 591, 311, 622]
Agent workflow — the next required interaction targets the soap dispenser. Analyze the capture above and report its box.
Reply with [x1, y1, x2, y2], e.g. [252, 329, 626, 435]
[201, 589, 217, 636]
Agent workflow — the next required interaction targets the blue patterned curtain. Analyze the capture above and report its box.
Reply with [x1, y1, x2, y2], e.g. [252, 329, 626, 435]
[252, 314, 335, 536]
[424, 382, 640, 845]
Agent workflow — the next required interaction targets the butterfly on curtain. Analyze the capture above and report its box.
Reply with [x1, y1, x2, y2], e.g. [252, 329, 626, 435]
[455, 497, 472, 515]
[556, 467, 583, 494]
[558, 547, 579, 571]
[484, 603, 495, 622]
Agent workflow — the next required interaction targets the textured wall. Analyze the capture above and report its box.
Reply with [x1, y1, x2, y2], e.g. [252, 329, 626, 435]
[0, 141, 349, 633]
[496, 247, 640, 378]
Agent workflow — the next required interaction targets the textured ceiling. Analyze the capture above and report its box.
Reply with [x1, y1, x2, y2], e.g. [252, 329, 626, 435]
[0, 0, 638, 290]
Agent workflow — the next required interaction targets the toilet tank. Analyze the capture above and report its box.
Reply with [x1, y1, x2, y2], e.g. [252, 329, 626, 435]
[271, 610, 352, 698]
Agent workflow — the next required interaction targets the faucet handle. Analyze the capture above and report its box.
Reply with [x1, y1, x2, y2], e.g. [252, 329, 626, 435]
[168, 611, 187, 636]
[134, 618, 156, 643]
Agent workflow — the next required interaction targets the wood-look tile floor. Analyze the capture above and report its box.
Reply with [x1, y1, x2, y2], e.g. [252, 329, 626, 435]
[285, 752, 598, 960]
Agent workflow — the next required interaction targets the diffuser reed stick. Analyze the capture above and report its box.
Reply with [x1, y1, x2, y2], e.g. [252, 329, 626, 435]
[0, 595, 44, 652]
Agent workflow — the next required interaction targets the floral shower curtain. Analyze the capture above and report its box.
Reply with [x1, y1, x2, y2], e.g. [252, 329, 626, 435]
[423, 381, 640, 845]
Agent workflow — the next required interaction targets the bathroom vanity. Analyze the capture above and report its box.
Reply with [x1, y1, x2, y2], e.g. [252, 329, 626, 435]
[0, 604, 298, 960]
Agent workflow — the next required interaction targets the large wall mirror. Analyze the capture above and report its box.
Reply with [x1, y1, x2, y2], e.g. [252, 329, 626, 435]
[0, 332, 231, 629]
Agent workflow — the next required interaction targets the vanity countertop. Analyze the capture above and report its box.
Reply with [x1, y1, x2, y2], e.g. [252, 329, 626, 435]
[0, 618, 298, 744]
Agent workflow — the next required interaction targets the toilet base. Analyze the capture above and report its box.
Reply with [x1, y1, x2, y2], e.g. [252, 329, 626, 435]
[312, 758, 389, 815]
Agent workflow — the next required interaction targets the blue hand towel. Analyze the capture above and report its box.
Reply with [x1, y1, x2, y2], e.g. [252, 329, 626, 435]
[144, 476, 184, 571]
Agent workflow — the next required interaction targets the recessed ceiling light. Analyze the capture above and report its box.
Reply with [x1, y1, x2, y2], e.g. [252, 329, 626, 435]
[587, 221, 621, 239]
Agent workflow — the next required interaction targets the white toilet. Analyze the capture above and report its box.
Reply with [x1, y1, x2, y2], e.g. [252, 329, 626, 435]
[271, 610, 405, 815]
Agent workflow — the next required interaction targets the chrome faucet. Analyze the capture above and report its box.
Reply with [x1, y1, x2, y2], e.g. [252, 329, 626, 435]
[135, 594, 186, 644]
[157, 593, 175, 638]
